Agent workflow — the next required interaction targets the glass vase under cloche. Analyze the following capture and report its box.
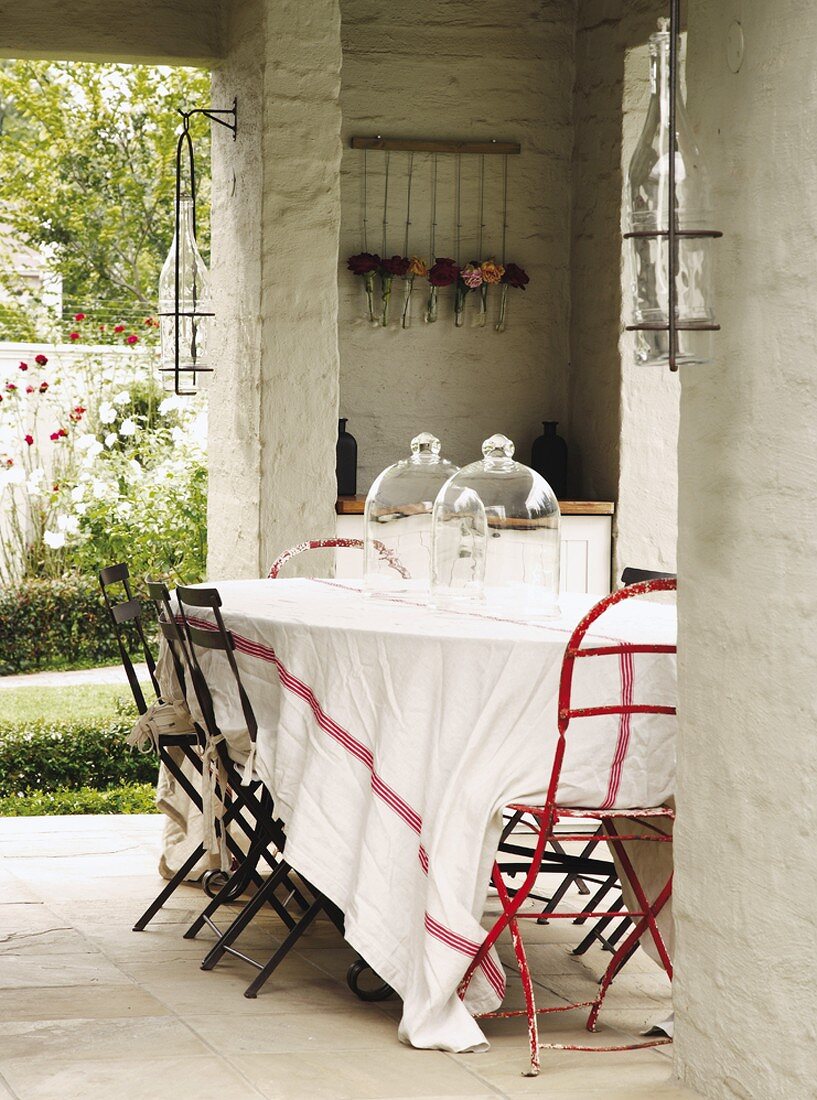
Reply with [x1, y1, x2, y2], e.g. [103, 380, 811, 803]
[625, 19, 718, 367]
[431, 434, 560, 618]
[363, 432, 459, 597]
[158, 194, 214, 395]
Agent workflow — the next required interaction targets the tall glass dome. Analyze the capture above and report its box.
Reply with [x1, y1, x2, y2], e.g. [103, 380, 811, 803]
[363, 432, 459, 596]
[431, 434, 560, 617]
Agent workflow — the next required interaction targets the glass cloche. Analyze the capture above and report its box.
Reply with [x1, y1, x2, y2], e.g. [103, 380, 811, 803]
[431, 434, 560, 617]
[363, 432, 459, 596]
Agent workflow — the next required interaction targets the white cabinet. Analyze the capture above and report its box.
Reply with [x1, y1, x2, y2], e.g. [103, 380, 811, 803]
[335, 508, 612, 595]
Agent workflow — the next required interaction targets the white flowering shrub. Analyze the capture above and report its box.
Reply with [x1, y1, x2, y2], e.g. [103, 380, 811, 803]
[0, 325, 207, 584]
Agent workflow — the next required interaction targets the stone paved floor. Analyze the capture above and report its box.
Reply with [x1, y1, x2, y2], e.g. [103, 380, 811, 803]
[0, 815, 699, 1100]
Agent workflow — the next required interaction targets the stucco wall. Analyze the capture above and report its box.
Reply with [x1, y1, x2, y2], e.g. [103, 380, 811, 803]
[0, 0, 223, 65]
[338, 0, 575, 490]
[674, 1, 817, 1095]
[208, 0, 342, 578]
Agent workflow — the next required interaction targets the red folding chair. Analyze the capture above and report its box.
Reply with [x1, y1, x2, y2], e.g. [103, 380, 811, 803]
[458, 578, 676, 1076]
[267, 537, 410, 579]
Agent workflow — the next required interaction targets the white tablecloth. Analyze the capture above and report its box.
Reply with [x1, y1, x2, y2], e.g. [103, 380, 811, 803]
[164, 578, 676, 1052]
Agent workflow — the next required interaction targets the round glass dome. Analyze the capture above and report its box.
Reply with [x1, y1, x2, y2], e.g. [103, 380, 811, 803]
[431, 433, 561, 617]
[363, 432, 459, 596]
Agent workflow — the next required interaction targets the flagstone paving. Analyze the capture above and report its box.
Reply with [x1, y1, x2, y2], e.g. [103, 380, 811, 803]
[0, 814, 699, 1100]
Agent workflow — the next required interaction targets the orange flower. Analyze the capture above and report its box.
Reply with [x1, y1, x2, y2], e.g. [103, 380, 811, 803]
[408, 256, 428, 278]
[481, 259, 505, 285]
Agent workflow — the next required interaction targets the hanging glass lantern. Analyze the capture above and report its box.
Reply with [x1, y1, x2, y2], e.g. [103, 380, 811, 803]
[625, 12, 721, 369]
[159, 103, 236, 395]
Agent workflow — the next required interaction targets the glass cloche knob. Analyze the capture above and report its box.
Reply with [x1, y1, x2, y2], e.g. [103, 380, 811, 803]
[482, 434, 515, 459]
[411, 432, 441, 456]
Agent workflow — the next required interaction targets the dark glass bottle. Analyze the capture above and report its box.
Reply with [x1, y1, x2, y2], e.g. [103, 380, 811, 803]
[531, 421, 567, 499]
[336, 418, 357, 497]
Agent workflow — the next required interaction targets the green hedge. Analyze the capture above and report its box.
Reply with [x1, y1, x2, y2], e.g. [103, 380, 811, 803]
[0, 717, 158, 797]
[0, 574, 153, 674]
[0, 783, 157, 816]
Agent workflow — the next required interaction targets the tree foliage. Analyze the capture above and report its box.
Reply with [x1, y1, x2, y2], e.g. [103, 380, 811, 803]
[0, 61, 210, 311]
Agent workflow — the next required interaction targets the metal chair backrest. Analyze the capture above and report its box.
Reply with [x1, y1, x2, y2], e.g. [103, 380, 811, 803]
[98, 562, 161, 714]
[146, 579, 194, 699]
[267, 537, 410, 580]
[547, 578, 677, 809]
[175, 586, 258, 748]
[621, 567, 676, 586]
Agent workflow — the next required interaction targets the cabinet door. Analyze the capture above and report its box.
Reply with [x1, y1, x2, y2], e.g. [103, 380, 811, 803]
[559, 516, 612, 595]
[336, 513, 613, 593]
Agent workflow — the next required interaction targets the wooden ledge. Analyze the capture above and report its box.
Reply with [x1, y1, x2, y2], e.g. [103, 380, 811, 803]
[337, 496, 614, 516]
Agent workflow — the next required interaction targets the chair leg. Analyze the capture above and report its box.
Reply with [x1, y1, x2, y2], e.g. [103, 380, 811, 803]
[243, 896, 325, 999]
[132, 842, 206, 932]
[200, 861, 292, 970]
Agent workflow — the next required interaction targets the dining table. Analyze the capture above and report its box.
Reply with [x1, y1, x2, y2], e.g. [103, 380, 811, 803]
[156, 576, 677, 1053]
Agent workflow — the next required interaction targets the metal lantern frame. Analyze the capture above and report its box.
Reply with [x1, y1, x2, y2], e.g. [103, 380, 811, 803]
[161, 99, 237, 396]
[623, 0, 722, 372]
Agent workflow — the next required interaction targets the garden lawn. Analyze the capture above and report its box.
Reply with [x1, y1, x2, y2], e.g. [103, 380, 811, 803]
[0, 680, 158, 815]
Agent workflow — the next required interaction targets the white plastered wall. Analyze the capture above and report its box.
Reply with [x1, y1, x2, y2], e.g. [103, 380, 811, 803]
[674, 1, 817, 1095]
[338, 0, 575, 490]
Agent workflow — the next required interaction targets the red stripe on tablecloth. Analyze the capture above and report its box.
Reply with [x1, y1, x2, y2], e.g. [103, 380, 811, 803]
[182, 612, 502, 995]
[601, 650, 635, 809]
[424, 913, 506, 999]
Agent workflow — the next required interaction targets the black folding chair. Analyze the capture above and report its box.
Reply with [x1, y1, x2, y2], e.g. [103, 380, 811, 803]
[621, 567, 676, 586]
[173, 585, 344, 999]
[99, 563, 207, 930]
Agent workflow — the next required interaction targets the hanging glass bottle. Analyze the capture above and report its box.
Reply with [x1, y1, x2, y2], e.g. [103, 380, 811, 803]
[159, 194, 213, 395]
[625, 18, 720, 367]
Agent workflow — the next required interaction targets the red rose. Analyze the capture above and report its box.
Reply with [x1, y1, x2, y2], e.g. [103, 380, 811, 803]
[26, 385, 34, 394]
[114, 324, 126, 334]
[428, 257, 460, 288]
[69, 331, 80, 342]
[24, 434, 34, 446]
[99, 324, 106, 332]
[5, 382, 17, 392]
[39, 382, 49, 393]
[74, 405, 86, 414]
[58, 428, 68, 437]
[35, 354, 47, 366]
[49, 432, 60, 442]
[73, 312, 86, 322]
[125, 334, 138, 346]
[347, 252, 381, 276]
[501, 263, 530, 290]
[18, 361, 28, 371]
[144, 317, 154, 326]
[380, 255, 410, 278]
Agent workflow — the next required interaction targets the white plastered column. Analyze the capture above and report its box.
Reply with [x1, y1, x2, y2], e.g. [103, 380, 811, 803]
[208, 0, 342, 578]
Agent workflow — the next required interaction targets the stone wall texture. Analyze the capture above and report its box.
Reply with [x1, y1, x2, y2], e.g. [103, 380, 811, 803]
[0, 0, 223, 64]
[338, 0, 575, 489]
[675, 0, 817, 1095]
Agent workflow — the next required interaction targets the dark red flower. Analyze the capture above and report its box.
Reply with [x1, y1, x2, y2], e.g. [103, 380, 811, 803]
[125, 334, 138, 346]
[74, 405, 86, 414]
[58, 428, 68, 437]
[144, 316, 155, 326]
[5, 382, 17, 392]
[49, 431, 60, 442]
[73, 312, 86, 322]
[52, 482, 60, 492]
[69, 405, 86, 423]
[18, 361, 28, 371]
[114, 324, 126, 334]
[35, 354, 47, 366]
[347, 252, 381, 276]
[25, 385, 34, 394]
[501, 262, 530, 290]
[99, 324, 106, 332]
[24, 434, 34, 446]
[427, 257, 460, 288]
[69, 331, 80, 342]
[380, 255, 410, 277]
[39, 382, 49, 393]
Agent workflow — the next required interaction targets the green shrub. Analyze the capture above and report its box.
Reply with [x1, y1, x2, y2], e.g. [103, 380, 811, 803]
[0, 783, 158, 816]
[0, 716, 158, 796]
[0, 573, 154, 674]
